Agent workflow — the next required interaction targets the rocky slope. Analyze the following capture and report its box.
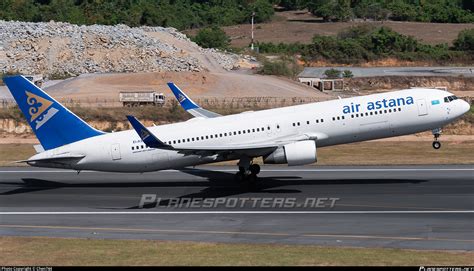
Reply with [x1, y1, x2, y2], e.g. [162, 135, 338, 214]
[0, 21, 240, 76]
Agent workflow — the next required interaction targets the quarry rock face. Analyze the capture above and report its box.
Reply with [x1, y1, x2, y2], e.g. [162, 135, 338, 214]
[0, 21, 240, 77]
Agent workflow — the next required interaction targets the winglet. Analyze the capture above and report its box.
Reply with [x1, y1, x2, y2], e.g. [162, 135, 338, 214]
[127, 115, 172, 149]
[167, 82, 199, 110]
[166, 82, 221, 118]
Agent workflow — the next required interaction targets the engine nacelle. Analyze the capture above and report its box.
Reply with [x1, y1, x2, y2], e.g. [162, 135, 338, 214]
[263, 140, 317, 166]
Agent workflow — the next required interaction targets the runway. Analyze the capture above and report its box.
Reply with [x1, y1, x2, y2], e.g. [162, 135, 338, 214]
[0, 165, 473, 250]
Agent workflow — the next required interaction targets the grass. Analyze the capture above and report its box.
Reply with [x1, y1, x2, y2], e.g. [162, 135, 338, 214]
[0, 143, 37, 166]
[0, 236, 472, 266]
[316, 140, 474, 165]
[1, 141, 473, 167]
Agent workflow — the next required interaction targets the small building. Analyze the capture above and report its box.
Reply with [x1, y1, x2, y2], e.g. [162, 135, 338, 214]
[298, 77, 344, 92]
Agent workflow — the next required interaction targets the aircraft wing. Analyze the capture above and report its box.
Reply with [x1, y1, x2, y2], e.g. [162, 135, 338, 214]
[167, 82, 221, 118]
[128, 116, 326, 156]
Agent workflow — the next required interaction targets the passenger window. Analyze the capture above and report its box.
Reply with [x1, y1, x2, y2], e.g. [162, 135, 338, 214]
[370, 112, 373, 115]
[316, 119, 319, 123]
[247, 129, 250, 133]
[238, 131, 241, 134]
[321, 119, 324, 123]
[306, 121, 309, 124]
[398, 108, 401, 111]
[332, 117, 335, 121]
[131, 146, 134, 150]
[256, 128, 260, 132]
[351, 115, 354, 118]
[337, 116, 340, 120]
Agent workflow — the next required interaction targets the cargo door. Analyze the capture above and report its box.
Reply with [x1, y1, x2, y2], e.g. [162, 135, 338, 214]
[417, 99, 428, 116]
[111, 143, 121, 160]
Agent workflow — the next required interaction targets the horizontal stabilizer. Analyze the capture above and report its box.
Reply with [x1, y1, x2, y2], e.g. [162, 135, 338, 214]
[16, 154, 85, 163]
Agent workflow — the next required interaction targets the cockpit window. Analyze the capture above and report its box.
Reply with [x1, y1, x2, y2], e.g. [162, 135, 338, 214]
[444, 95, 458, 103]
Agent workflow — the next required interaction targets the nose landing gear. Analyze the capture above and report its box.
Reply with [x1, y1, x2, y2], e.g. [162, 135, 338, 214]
[432, 128, 442, 150]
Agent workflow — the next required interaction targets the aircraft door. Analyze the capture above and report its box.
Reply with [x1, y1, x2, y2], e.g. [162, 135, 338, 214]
[111, 143, 121, 160]
[417, 99, 428, 116]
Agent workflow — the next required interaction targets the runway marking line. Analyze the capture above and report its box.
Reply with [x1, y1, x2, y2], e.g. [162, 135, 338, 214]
[0, 211, 473, 215]
[0, 168, 473, 173]
[0, 224, 472, 243]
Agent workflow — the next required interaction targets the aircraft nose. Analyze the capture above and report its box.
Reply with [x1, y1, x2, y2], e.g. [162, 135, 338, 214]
[461, 100, 470, 114]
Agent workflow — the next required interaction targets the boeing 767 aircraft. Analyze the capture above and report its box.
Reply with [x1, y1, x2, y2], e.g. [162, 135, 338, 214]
[3, 75, 470, 182]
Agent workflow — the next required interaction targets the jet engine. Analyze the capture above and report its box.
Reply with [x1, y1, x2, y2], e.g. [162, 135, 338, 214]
[263, 140, 317, 166]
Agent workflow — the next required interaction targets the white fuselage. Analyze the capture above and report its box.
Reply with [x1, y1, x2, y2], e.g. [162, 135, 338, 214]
[29, 88, 469, 172]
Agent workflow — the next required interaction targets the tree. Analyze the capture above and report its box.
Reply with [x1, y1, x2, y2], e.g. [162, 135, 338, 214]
[388, 0, 417, 21]
[192, 26, 230, 49]
[324, 68, 342, 78]
[249, 0, 275, 23]
[307, 0, 334, 21]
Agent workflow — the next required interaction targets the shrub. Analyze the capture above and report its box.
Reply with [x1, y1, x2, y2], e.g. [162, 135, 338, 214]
[324, 68, 341, 78]
[258, 58, 301, 77]
[453, 28, 474, 51]
[192, 27, 230, 49]
[342, 70, 353, 78]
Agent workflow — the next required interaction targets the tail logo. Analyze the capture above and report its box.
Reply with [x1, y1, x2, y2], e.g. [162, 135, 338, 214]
[25, 91, 59, 130]
[140, 128, 151, 140]
[178, 93, 186, 103]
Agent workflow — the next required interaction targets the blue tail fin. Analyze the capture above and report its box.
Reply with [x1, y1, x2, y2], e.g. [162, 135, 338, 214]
[3, 75, 104, 150]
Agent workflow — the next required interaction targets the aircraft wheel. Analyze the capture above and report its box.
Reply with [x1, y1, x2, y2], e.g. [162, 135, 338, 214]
[249, 164, 260, 175]
[432, 141, 441, 150]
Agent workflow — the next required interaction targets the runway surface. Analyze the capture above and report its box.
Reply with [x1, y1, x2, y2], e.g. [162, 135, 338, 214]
[0, 165, 473, 250]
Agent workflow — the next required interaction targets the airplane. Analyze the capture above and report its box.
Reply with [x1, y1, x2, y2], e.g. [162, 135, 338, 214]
[2, 75, 470, 183]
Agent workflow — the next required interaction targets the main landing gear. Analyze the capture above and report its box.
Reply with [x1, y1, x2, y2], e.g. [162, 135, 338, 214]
[432, 128, 442, 150]
[235, 156, 261, 188]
